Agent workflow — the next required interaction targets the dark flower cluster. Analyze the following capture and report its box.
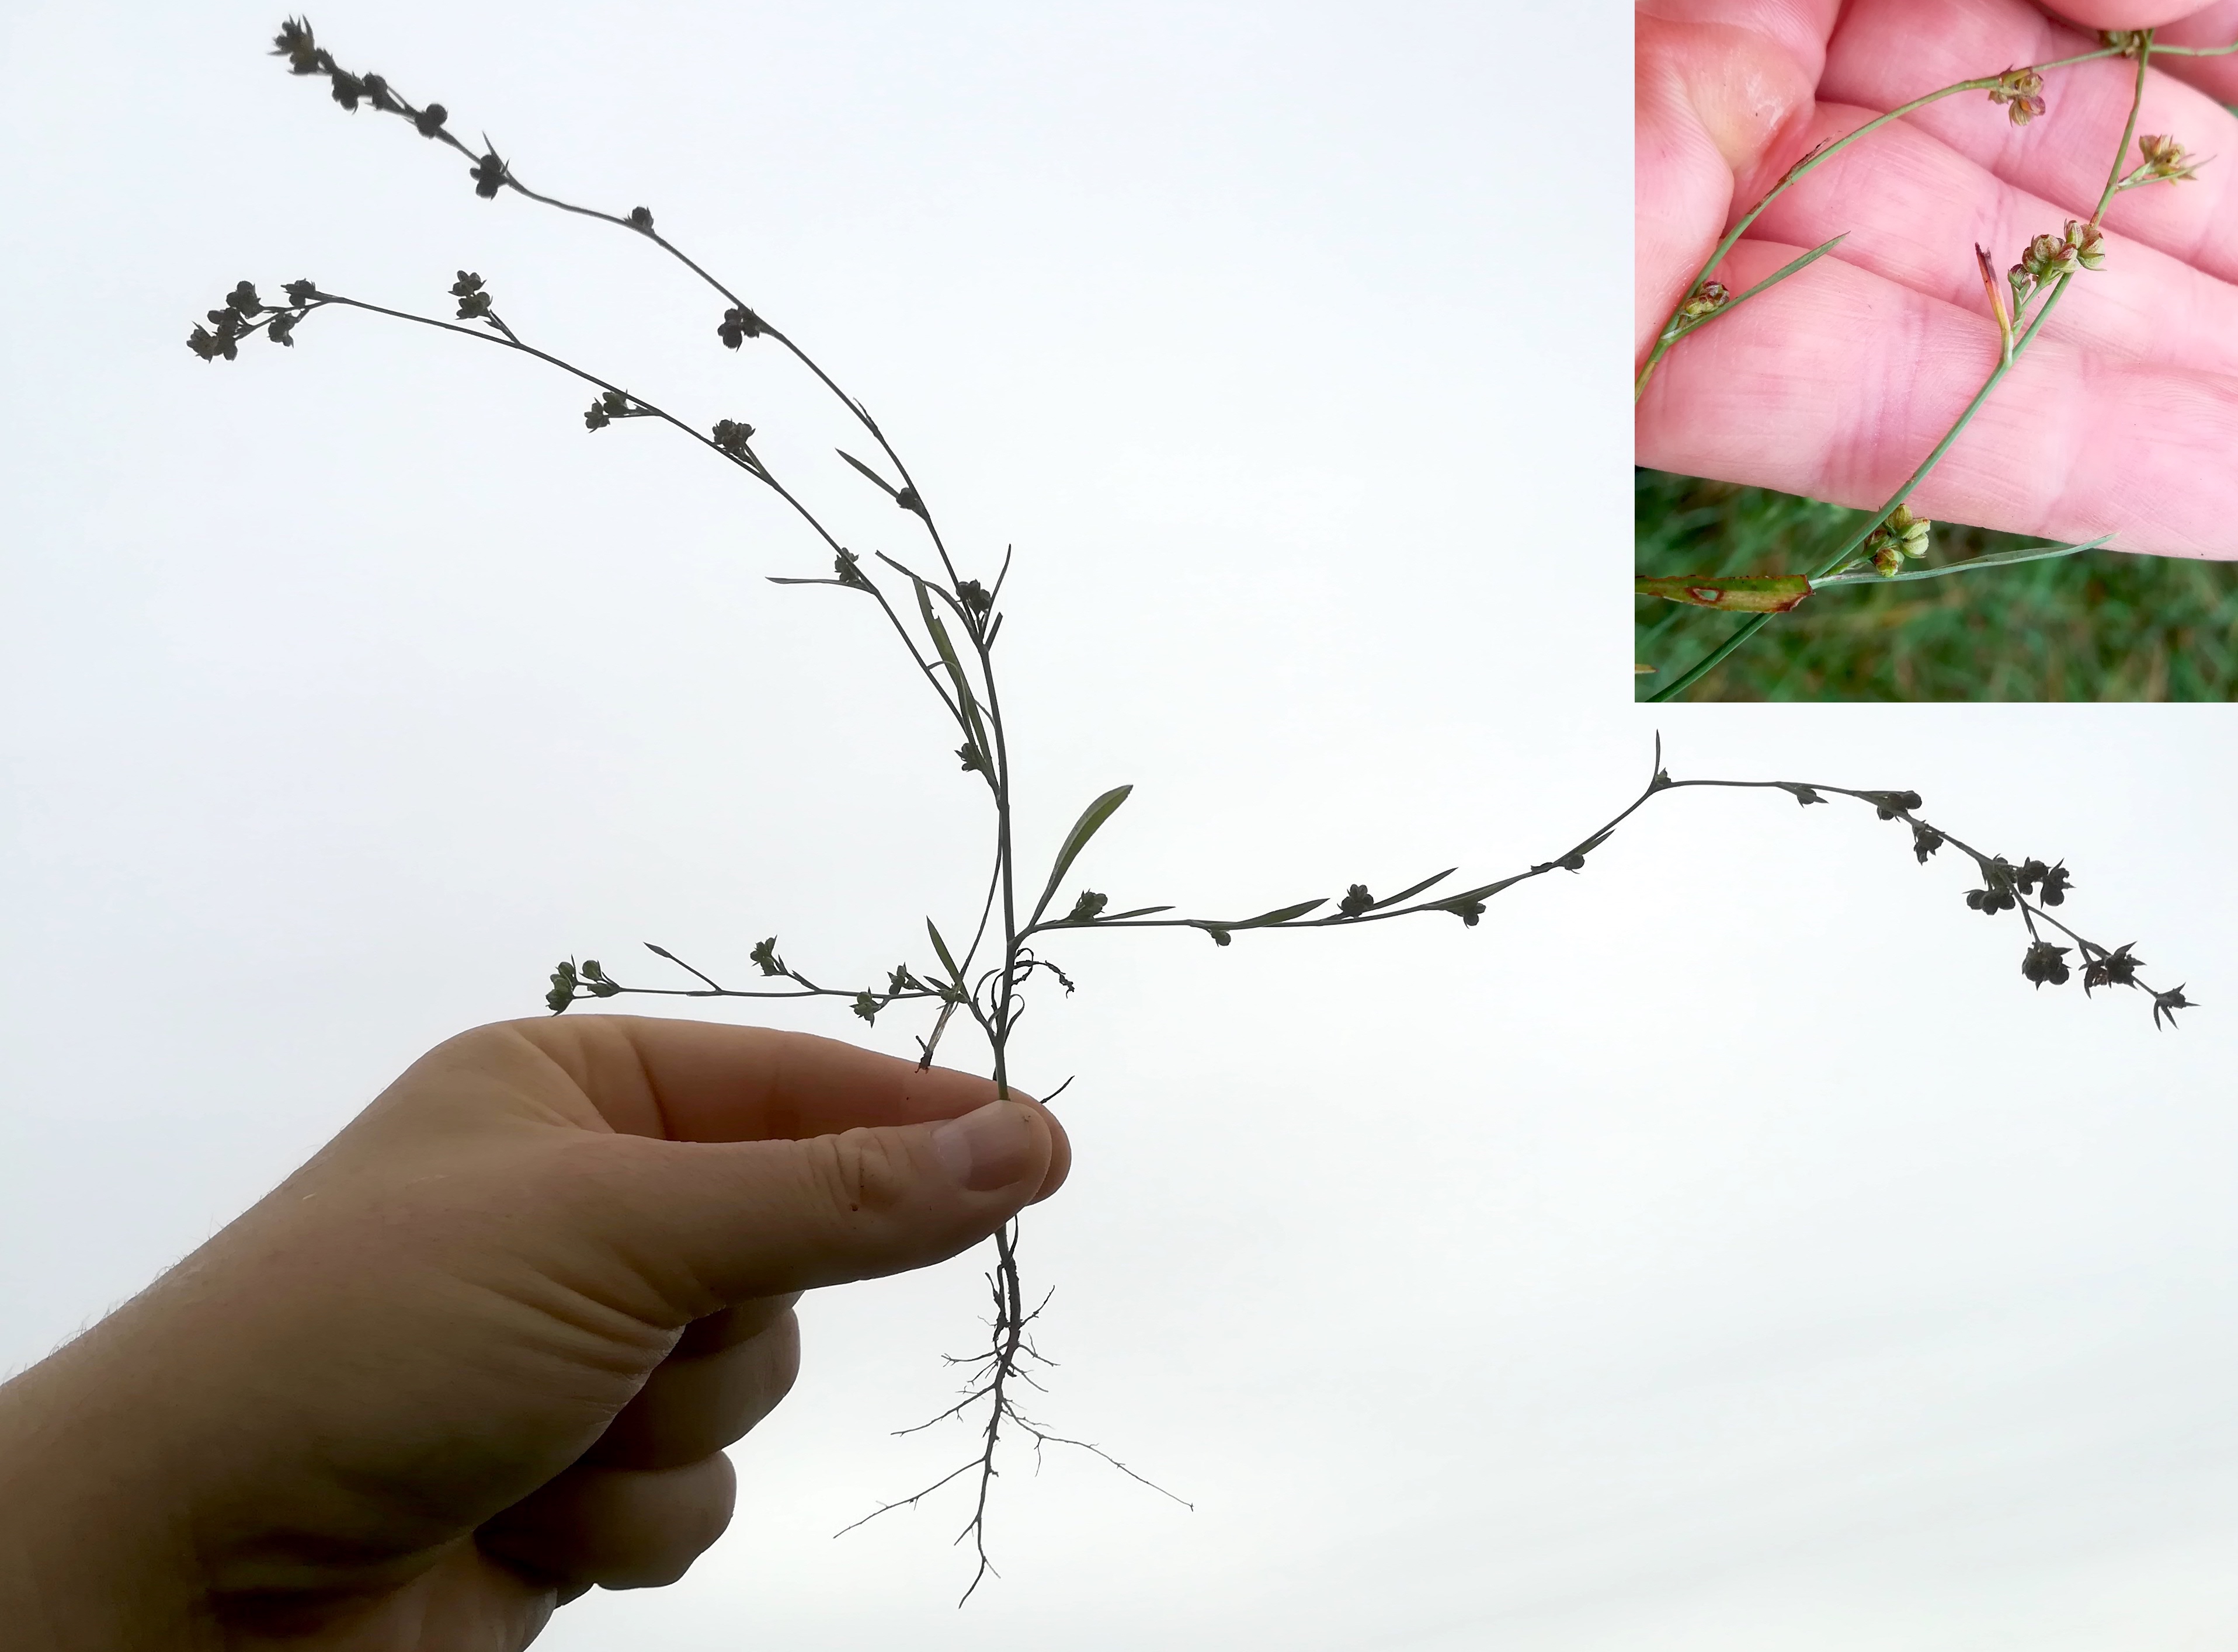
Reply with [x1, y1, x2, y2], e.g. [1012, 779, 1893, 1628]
[450, 270, 494, 322]
[544, 958, 621, 1012]
[470, 150, 508, 199]
[583, 389, 632, 430]
[2021, 938, 2070, 987]
[712, 418, 756, 458]
[718, 305, 766, 348]
[186, 277, 319, 360]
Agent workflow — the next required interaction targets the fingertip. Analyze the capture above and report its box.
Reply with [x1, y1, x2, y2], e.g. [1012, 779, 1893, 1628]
[1027, 1103, 1071, 1204]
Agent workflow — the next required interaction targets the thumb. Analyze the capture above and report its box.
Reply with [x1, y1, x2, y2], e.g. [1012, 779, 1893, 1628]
[579, 1098, 1058, 1312]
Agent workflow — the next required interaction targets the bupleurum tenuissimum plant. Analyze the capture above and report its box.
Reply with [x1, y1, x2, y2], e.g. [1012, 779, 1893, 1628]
[193, 18, 2195, 1601]
[1634, 24, 2238, 700]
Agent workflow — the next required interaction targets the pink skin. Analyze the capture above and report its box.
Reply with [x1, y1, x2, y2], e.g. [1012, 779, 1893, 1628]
[0, 1017, 1069, 1650]
[1637, 0, 2238, 558]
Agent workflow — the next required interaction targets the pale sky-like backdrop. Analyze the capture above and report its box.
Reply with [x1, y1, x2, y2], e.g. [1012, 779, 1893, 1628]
[5, 3, 2238, 1648]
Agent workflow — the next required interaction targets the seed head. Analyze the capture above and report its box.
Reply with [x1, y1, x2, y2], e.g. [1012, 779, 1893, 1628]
[718, 304, 766, 348]
[470, 149, 508, 199]
[2082, 942, 2143, 996]
[2021, 939, 2072, 987]
[2153, 985, 2194, 1030]
[1677, 280, 1729, 322]
[1989, 67, 2046, 126]
[272, 17, 325, 76]
[450, 270, 493, 321]
[2134, 134, 2201, 185]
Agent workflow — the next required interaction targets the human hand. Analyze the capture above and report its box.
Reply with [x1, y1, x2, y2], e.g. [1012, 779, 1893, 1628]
[0, 1017, 1067, 1650]
[1636, 0, 2238, 557]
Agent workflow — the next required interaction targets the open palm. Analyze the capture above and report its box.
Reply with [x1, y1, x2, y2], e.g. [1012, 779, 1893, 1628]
[1636, 0, 2238, 558]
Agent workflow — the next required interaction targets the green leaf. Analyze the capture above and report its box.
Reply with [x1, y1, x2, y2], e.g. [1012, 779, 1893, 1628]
[1228, 898, 1327, 928]
[914, 579, 990, 754]
[1635, 574, 1813, 613]
[1810, 534, 2111, 587]
[1030, 785, 1134, 924]
[925, 918, 964, 992]
[1437, 874, 1528, 907]
[1666, 232, 1848, 343]
[836, 447, 900, 498]
[1369, 869, 1457, 910]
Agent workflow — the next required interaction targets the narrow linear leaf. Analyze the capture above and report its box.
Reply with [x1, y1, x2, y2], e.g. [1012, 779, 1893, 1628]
[1669, 232, 1848, 343]
[1032, 785, 1134, 924]
[766, 576, 855, 587]
[836, 447, 900, 498]
[913, 578, 989, 749]
[925, 919, 963, 992]
[1635, 574, 1813, 613]
[1094, 905, 1174, 921]
[1440, 874, 1530, 906]
[1811, 534, 2111, 587]
[1370, 869, 1457, 911]
[1224, 898, 1327, 928]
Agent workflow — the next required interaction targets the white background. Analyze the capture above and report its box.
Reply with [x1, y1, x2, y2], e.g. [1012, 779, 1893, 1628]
[5, 3, 2238, 1648]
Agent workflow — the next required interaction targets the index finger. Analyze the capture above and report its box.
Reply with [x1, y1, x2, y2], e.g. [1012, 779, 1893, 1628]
[503, 1015, 1071, 1198]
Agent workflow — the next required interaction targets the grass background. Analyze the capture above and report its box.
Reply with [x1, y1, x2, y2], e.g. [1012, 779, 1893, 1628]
[1634, 467, 2238, 700]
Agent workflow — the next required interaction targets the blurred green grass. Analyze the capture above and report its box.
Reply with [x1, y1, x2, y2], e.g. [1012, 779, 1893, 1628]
[1634, 468, 2238, 700]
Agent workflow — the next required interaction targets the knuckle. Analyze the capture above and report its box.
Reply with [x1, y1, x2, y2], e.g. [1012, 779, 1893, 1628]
[808, 1126, 917, 1219]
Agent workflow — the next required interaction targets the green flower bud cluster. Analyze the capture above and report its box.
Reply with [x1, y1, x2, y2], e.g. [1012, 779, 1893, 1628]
[1866, 503, 1931, 577]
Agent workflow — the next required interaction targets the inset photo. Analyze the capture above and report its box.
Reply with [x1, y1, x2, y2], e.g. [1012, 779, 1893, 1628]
[1636, 2, 2238, 700]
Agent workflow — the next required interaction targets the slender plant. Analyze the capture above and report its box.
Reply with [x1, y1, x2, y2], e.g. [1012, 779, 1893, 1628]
[192, 18, 2194, 1601]
[1635, 26, 2238, 700]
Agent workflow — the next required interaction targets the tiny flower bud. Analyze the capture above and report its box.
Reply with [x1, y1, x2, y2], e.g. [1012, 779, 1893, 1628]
[1678, 280, 1729, 322]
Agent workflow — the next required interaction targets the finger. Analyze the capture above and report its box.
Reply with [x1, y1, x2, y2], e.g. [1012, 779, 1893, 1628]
[585, 1304, 800, 1470]
[1818, 0, 2238, 284]
[1635, 7, 1828, 352]
[1737, 101, 2238, 382]
[2150, 4, 2238, 103]
[1636, 238, 2238, 556]
[478, 1452, 736, 1592]
[552, 1086, 1061, 1312]
[2037, 0, 2230, 30]
[514, 1017, 1068, 1195]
